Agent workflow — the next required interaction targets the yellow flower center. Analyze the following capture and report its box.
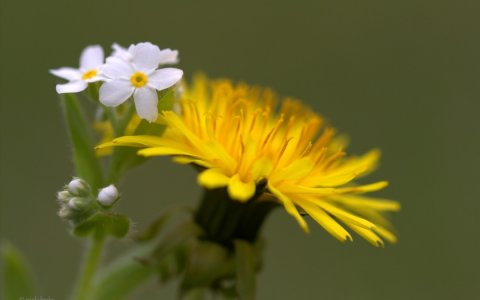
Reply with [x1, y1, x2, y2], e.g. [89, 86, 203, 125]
[82, 69, 98, 80]
[130, 72, 148, 88]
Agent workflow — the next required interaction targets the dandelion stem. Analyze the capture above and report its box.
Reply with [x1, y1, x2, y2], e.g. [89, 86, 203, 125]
[72, 236, 105, 300]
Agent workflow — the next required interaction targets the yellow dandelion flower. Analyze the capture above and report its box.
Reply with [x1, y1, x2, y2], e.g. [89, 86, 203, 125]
[100, 75, 400, 246]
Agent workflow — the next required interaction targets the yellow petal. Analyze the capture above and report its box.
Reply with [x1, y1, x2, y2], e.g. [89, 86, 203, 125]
[299, 201, 352, 242]
[268, 184, 309, 233]
[198, 169, 230, 189]
[335, 195, 400, 211]
[373, 226, 398, 244]
[251, 158, 273, 179]
[354, 149, 381, 176]
[113, 135, 165, 147]
[162, 111, 205, 146]
[228, 174, 256, 202]
[273, 157, 314, 181]
[279, 184, 337, 196]
[346, 207, 399, 244]
[138, 146, 199, 158]
[336, 181, 389, 194]
[172, 157, 213, 168]
[314, 172, 359, 187]
[95, 141, 117, 150]
[314, 200, 376, 229]
[349, 224, 384, 247]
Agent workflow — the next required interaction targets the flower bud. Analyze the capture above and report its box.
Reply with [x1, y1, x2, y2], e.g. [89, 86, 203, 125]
[97, 184, 119, 207]
[58, 206, 72, 219]
[68, 197, 91, 211]
[68, 178, 90, 196]
[57, 190, 72, 203]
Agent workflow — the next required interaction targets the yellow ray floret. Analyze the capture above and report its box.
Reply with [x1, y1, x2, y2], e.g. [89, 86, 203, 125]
[99, 75, 400, 246]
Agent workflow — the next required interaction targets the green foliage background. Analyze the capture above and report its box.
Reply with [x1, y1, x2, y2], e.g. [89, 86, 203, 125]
[1, 0, 479, 299]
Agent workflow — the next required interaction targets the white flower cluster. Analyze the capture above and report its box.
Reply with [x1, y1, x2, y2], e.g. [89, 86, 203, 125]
[50, 42, 183, 122]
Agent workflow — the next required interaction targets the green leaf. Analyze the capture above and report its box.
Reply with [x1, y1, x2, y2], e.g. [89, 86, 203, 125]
[74, 212, 130, 238]
[1, 242, 35, 300]
[92, 243, 156, 300]
[234, 240, 256, 300]
[62, 93, 104, 190]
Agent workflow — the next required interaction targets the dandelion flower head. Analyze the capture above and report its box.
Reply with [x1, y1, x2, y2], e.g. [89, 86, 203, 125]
[103, 75, 400, 246]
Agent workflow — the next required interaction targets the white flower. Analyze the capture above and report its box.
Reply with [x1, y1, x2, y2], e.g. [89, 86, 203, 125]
[97, 184, 119, 207]
[111, 43, 133, 62]
[50, 45, 105, 94]
[100, 42, 183, 122]
[111, 43, 179, 65]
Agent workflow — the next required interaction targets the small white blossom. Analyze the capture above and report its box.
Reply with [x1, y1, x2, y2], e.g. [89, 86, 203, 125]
[111, 43, 133, 62]
[97, 184, 120, 207]
[111, 43, 179, 65]
[50, 45, 105, 94]
[100, 42, 183, 122]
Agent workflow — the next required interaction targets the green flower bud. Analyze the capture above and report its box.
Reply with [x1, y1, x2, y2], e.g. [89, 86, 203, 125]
[57, 190, 72, 203]
[68, 197, 92, 211]
[58, 206, 72, 219]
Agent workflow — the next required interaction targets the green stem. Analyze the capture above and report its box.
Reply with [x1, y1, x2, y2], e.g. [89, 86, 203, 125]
[72, 236, 105, 300]
[105, 102, 136, 184]
[103, 106, 121, 137]
[118, 102, 136, 134]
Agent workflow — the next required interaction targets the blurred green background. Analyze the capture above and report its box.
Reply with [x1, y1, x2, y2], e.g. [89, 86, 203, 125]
[1, 0, 479, 299]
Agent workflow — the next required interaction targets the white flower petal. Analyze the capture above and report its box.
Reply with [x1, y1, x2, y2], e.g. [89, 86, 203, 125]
[111, 43, 132, 61]
[99, 79, 134, 107]
[56, 80, 88, 94]
[129, 42, 162, 71]
[80, 45, 104, 70]
[85, 75, 105, 83]
[158, 49, 179, 65]
[102, 57, 134, 79]
[148, 68, 183, 90]
[50, 67, 82, 81]
[134, 87, 158, 122]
